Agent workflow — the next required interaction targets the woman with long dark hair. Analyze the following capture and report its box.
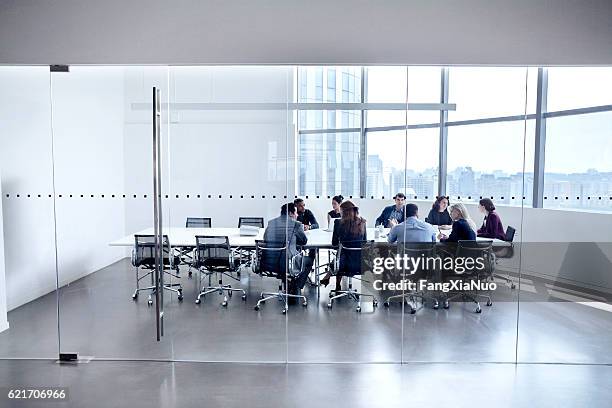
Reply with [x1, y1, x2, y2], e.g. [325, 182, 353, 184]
[477, 198, 506, 240]
[326, 195, 344, 228]
[425, 196, 452, 229]
[320, 200, 367, 292]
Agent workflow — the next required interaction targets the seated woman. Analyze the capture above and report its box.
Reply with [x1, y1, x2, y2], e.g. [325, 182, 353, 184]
[438, 203, 477, 242]
[477, 198, 506, 240]
[320, 200, 367, 292]
[326, 195, 343, 228]
[425, 196, 452, 229]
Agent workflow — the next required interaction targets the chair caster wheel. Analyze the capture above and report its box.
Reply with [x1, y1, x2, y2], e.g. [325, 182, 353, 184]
[132, 293, 138, 300]
[433, 303, 439, 310]
[188, 271, 192, 277]
[221, 300, 228, 307]
[327, 302, 332, 309]
[281, 309, 287, 315]
[486, 300, 493, 306]
[443, 302, 450, 309]
[356, 306, 362, 313]
[475, 307, 482, 313]
[373, 300, 378, 307]
[410, 308, 416, 314]
[383, 301, 390, 308]
[195, 299, 201, 305]
[242, 294, 247, 301]
[178, 295, 183, 301]
[147, 300, 153, 306]
[254, 305, 260, 311]
[511, 283, 516, 289]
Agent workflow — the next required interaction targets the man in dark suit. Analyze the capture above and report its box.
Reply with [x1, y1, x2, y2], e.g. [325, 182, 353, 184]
[264, 203, 314, 295]
[375, 192, 406, 228]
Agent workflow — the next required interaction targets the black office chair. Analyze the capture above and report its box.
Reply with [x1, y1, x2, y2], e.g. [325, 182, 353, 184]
[193, 236, 246, 307]
[492, 225, 517, 289]
[236, 217, 264, 268]
[238, 217, 264, 228]
[443, 240, 495, 313]
[252, 240, 308, 314]
[383, 242, 440, 313]
[327, 240, 378, 313]
[186, 217, 212, 228]
[131, 235, 183, 306]
[183, 217, 212, 277]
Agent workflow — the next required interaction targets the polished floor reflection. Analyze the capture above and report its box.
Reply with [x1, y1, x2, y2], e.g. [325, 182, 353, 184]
[0, 360, 611, 408]
[0, 258, 610, 364]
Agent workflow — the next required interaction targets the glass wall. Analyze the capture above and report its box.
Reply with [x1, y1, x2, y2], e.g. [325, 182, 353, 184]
[0, 65, 610, 365]
[0, 67, 58, 358]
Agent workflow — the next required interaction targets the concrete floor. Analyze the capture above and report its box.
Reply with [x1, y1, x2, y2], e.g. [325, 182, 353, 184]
[0, 360, 611, 408]
[0, 258, 611, 365]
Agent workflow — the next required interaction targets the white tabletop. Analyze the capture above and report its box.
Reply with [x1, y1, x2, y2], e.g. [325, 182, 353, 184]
[109, 227, 508, 248]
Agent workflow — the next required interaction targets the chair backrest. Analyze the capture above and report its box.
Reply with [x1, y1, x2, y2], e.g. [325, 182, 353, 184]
[194, 235, 234, 271]
[456, 240, 494, 275]
[133, 234, 171, 267]
[186, 217, 212, 228]
[336, 240, 375, 276]
[396, 242, 437, 279]
[505, 226, 516, 242]
[253, 240, 288, 278]
[238, 217, 264, 228]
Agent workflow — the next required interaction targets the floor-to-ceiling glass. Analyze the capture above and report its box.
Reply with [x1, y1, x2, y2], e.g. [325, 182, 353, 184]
[165, 66, 291, 361]
[50, 66, 174, 359]
[0, 66, 59, 358]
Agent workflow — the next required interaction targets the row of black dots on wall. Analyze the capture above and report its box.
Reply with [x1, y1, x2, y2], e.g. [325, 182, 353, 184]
[2, 194, 612, 201]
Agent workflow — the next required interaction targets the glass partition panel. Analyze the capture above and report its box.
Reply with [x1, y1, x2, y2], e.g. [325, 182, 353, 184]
[518, 67, 612, 364]
[288, 66, 404, 363]
[165, 66, 291, 362]
[401, 66, 531, 363]
[0, 67, 58, 358]
[50, 66, 173, 359]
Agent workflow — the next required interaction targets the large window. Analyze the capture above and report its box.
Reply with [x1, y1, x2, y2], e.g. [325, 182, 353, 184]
[446, 120, 535, 206]
[296, 66, 612, 212]
[366, 128, 439, 198]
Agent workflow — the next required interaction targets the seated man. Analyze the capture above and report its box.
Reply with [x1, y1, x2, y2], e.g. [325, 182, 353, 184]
[375, 193, 406, 228]
[264, 203, 314, 296]
[294, 198, 319, 230]
[387, 203, 436, 243]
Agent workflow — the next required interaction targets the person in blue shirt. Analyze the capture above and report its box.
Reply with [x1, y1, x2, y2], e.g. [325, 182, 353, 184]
[387, 203, 436, 243]
[375, 193, 406, 228]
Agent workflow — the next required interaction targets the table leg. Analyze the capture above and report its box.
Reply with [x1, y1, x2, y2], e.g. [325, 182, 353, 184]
[315, 249, 320, 298]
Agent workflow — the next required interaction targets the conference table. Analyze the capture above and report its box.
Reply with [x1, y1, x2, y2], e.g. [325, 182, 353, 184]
[110, 226, 509, 297]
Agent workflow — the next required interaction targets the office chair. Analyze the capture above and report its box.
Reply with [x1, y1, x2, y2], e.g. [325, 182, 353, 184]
[183, 217, 212, 277]
[186, 217, 212, 228]
[252, 240, 308, 314]
[383, 242, 440, 313]
[442, 240, 495, 313]
[131, 235, 183, 306]
[236, 217, 264, 268]
[238, 217, 264, 228]
[327, 240, 378, 313]
[492, 225, 517, 289]
[193, 235, 246, 307]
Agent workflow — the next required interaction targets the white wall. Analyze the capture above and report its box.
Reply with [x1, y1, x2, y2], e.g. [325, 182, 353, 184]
[0, 67, 58, 311]
[0, 67, 129, 310]
[0, 0, 611, 65]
